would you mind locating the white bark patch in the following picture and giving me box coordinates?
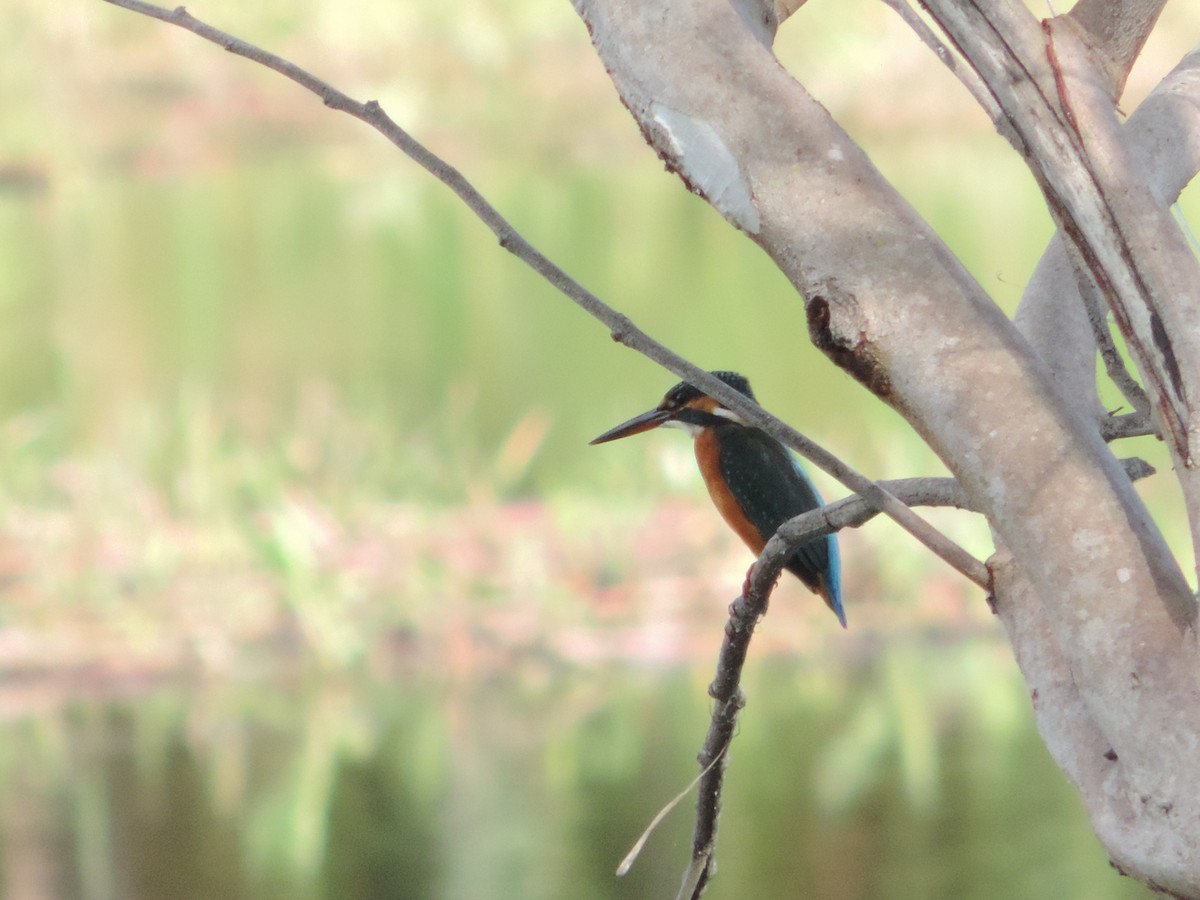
[651,103,761,234]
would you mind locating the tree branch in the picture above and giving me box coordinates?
[771,460,1153,568]
[1015,42,1200,446]
[1071,246,1154,421]
[923,0,1200,611]
[889,1,1157,428]
[920,2,1200,474]
[682,572,766,899]
[883,0,1172,415]
[1102,414,1157,442]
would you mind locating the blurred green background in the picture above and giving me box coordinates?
[2,1,1198,898]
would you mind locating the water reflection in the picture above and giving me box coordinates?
[0,643,1152,900]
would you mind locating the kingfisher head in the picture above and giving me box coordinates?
[589,371,755,444]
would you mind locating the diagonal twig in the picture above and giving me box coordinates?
[1074,267,1153,420]
[101,0,991,590]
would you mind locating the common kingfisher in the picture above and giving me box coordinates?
[590,371,845,626]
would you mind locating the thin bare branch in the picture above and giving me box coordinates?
[920,1,1200,476]
[1074,259,1154,420]
[1016,45,1200,442]
[102,0,990,591]
[684,545,786,897]
[771,460,1152,564]
[616,746,728,878]
[920,0,1200,606]
[1102,415,1157,442]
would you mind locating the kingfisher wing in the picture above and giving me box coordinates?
[715,425,843,620]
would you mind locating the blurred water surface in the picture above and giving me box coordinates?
[0,643,1154,900]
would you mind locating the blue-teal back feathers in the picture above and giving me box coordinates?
[714,422,844,625]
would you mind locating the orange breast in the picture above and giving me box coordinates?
[694,429,767,554]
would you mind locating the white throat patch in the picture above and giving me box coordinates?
[662,419,703,437]
[712,407,749,426]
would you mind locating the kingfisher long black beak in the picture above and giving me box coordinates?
[589,408,673,445]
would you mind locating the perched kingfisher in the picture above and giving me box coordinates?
[590,371,844,626]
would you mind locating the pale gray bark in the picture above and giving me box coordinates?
[572,0,1200,894]
[1016,45,1200,422]
[922,1,1200,581]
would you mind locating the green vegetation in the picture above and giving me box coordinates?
[0,650,1155,899]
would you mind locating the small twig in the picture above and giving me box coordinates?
[771,462,1152,552]
[1102,413,1157,442]
[101,0,991,592]
[616,743,730,877]
[793,475,974,533]
[1065,247,1154,420]
[683,562,783,899]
